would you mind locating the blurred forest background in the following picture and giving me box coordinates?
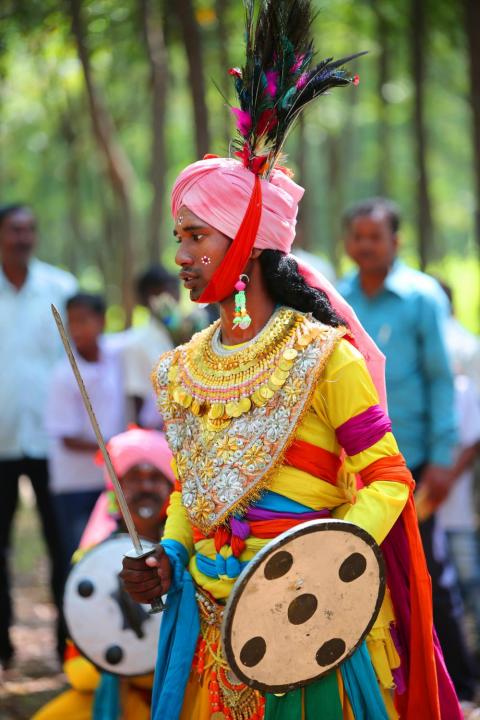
[0,0,479,329]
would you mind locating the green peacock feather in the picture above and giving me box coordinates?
[228,0,366,177]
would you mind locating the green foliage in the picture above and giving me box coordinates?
[0,0,478,330]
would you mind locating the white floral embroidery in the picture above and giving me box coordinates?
[228,408,267,437]
[214,468,244,503]
[166,424,183,452]
[182,480,196,508]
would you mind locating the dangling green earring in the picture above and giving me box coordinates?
[233,274,252,330]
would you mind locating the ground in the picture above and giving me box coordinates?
[0,481,66,720]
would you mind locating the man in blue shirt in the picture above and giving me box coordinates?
[0,204,77,671]
[338,197,476,703]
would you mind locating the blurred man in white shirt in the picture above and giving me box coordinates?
[0,204,77,668]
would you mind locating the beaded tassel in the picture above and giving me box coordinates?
[233,274,252,330]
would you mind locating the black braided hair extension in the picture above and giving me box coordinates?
[259,250,347,328]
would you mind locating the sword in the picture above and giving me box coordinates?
[51,304,164,613]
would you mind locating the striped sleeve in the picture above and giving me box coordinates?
[315,340,410,543]
[314,339,399,474]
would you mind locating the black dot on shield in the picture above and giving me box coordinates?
[77,579,94,598]
[105,645,123,665]
[316,638,346,666]
[288,593,318,625]
[338,552,367,582]
[264,551,293,580]
[240,636,267,667]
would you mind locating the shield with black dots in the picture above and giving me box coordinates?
[221,519,385,693]
[63,534,163,676]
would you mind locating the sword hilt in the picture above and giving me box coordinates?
[124,545,165,613]
[149,596,165,614]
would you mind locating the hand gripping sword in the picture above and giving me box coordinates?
[51,305,164,613]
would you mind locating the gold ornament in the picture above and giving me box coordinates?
[165,308,330,430]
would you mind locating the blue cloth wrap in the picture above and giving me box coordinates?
[196,552,250,579]
[93,673,120,720]
[151,539,200,720]
[340,642,389,720]
[255,490,313,513]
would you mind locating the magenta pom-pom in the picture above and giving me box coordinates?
[234,280,246,291]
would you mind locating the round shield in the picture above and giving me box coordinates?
[64,534,163,676]
[221,519,385,693]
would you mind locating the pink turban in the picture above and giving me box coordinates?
[171,156,386,409]
[99,427,175,489]
[80,428,174,549]
[171,156,304,253]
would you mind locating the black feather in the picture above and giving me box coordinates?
[228,0,366,177]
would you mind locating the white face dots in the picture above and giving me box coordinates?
[201,255,212,265]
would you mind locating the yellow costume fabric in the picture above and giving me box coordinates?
[32,633,153,720]
[162,339,408,719]
[163,340,409,588]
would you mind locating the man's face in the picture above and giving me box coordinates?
[0,208,37,265]
[119,463,172,530]
[174,206,231,301]
[344,212,398,275]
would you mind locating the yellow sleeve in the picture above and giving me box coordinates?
[315,340,409,544]
[162,490,194,557]
[64,654,100,691]
[313,339,382,439]
[333,482,409,545]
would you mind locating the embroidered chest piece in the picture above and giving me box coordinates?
[155,308,345,533]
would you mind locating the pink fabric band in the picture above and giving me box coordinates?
[335,404,392,457]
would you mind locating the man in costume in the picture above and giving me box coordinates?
[33,427,175,720]
[121,2,462,718]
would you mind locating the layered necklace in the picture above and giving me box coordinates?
[167,306,324,431]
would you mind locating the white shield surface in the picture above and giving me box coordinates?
[222,519,385,693]
[64,534,162,676]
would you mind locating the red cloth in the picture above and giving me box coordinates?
[361,455,460,720]
[283,439,341,485]
[198,175,262,303]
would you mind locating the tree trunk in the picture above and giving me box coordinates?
[373,1,391,197]
[327,133,343,273]
[215,0,232,148]
[174,0,210,157]
[294,115,312,251]
[141,0,168,263]
[69,0,136,325]
[59,108,85,275]
[410,0,433,270]
[465,0,480,263]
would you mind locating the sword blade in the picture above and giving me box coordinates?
[51,304,143,555]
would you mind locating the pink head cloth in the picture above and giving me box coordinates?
[171,156,304,252]
[291,256,387,411]
[80,428,175,549]
[98,427,175,489]
[171,157,386,410]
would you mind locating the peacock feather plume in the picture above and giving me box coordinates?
[228,0,366,177]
